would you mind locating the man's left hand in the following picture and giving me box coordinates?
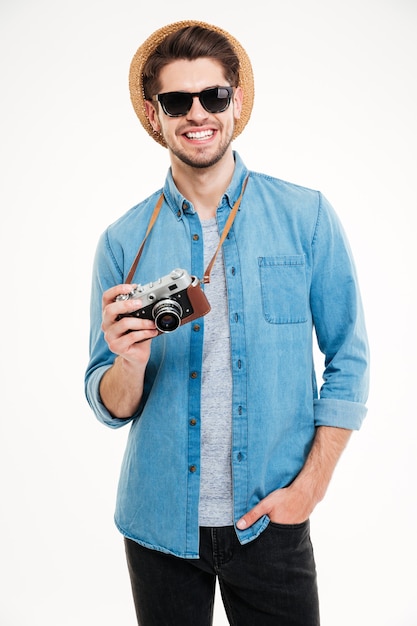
[236,484,315,530]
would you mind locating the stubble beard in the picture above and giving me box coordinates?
[165,127,234,170]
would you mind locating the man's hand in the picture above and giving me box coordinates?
[102,284,158,364]
[99,284,159,418]
[236,426,352,530]
[236,484,314,529]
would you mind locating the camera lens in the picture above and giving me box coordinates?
[152,299,182,333]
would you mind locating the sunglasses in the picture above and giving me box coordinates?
[152,86,234,117]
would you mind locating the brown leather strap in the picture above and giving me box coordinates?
[202,175,249,284]
[125,175,249,284]
[126,193,164,283]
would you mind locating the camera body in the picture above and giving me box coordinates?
[116,268,211,333]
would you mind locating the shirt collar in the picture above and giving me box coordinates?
[162,151,249,219]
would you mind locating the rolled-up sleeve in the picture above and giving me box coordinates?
[311,193,370,429]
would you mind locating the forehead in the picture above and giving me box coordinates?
[158,58,227,92]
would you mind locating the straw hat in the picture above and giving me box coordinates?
[128,20,254,147]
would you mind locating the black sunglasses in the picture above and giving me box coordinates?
[152,86,234,117]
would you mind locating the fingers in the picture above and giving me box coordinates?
[105,321,157,354]
[101,284,158,359]
[102,284,145,329]
[102,284,136,313]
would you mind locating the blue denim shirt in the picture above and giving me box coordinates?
[85,152,369,558]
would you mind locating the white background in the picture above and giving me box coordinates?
[1,0,416,624]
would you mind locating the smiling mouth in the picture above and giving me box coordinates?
[184,130,215,140]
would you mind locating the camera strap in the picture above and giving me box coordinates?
[125,194,165,283]
[202,175,248,284]
[125,175,249,285]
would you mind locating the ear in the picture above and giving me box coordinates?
[145,100,161,132]
[233,86,243,121]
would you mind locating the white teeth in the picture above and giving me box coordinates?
[185,130,214,139]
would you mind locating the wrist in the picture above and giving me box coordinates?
[117,354,147,376]
[291,472,327,508]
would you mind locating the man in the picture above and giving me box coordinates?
[85,20,369,625]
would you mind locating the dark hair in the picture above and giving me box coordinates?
[142,26,240,99]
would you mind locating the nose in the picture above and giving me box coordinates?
[186,95,209,120]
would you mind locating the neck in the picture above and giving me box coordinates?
[171,151,235,220]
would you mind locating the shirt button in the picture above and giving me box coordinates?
[237,360,242,369]
[177,209,181,218]
[193,324,201,332]
[192,234,199,241]
[189,465,197,473]
[237,452,243,462]
[189,418,197,426]
[190,371,198,379]
[231,267,236,276]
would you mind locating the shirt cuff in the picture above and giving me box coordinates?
[314,398,368,430]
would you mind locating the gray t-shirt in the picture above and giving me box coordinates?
[198,217,233,526]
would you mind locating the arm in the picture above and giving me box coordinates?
[237,194,368,530]
[237,425,352,529]
[98,284,158,418]
[100,357,148,419]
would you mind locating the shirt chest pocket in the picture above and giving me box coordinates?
[258,255,308,324]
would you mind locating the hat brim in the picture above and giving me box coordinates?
[129,20,254,147]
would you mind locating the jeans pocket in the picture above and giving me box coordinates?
[265,519,312,554]
[268,519,309,531]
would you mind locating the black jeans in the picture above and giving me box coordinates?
[124,521,319,625]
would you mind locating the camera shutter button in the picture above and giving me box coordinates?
[171,269,184,279]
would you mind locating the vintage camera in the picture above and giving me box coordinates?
[116,268,211,333]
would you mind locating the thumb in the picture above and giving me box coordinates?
[236,503,266,530]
